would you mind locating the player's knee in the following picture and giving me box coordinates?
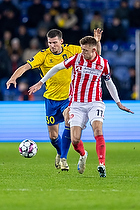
[94,128,102,137]
[49,133,58,140]
[65,121,70,127]
[71,136,80,145]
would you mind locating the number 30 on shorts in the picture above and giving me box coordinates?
[46,116,55,124]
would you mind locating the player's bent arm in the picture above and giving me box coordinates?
[105,79,134,114]
[28,62,65,95]
[6,63,31,89]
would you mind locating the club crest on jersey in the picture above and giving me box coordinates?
[96,64,103,70]
[62,54,68,60]
[50,59,53,63]
[29,57,34,62]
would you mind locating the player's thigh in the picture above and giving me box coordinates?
[48,124,59,140]
[69,103,88,130]
[88,101,105,124]
[45,98,65,126]
[63,107,70,127]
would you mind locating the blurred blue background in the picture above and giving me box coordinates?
[0,101,139,142]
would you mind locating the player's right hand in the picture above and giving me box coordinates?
[28,81,43,95]
[6,79,17,89]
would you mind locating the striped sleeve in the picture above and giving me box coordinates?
[64,54,78,69]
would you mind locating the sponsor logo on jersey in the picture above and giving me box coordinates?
[75,66,82,71]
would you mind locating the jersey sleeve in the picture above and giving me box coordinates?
[64,54,77,69]
[67,45,81,55]
[102,59,111,81]
[72,45,82,54]
[27,50,46,69]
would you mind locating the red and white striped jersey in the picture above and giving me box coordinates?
[64,52,110,103]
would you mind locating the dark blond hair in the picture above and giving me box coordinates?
[79,36,97,46]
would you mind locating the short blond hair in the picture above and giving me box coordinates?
[79,36,97,46]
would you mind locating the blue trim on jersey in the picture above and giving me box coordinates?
[45,98,69,126]
[52,46,63,55]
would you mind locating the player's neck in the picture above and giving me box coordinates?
[55,46,63,55]
[57,47,63,54]
[90,52,97,60]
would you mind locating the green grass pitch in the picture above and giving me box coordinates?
[0,142,140,210]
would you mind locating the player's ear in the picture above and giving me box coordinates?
[92,47,96,52]
[60,39,64,44]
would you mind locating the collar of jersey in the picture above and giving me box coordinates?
[51,46,63,55]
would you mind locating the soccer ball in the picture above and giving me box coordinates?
[19,139,38,158]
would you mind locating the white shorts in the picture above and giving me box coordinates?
[69,101,105,129]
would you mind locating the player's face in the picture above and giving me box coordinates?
[48,36,63,54]
[81,44,96,60]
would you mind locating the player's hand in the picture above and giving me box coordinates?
[117,102,134,114]
[28,81,43,95]
[93,28,103,42]
[6,78,17,89]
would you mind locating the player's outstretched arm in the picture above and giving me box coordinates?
[28,62,65,95]
[6,63,31,89]
[28,81,43,95]
[117,102,134,114]
[105,79,134,114]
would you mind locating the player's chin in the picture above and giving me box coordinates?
[51,48,57,53]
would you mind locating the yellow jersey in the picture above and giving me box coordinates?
[27,44,81,100]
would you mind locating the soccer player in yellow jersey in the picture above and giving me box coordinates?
[6,28,102,171]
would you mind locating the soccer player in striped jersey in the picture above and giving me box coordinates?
[6,28,102,171]
[28,36,134,177]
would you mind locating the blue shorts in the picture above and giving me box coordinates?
[45,98,69,126]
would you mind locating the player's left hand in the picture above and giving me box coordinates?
[28,81,43,95]
[93,28,103,42]
[117,102,134,114]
